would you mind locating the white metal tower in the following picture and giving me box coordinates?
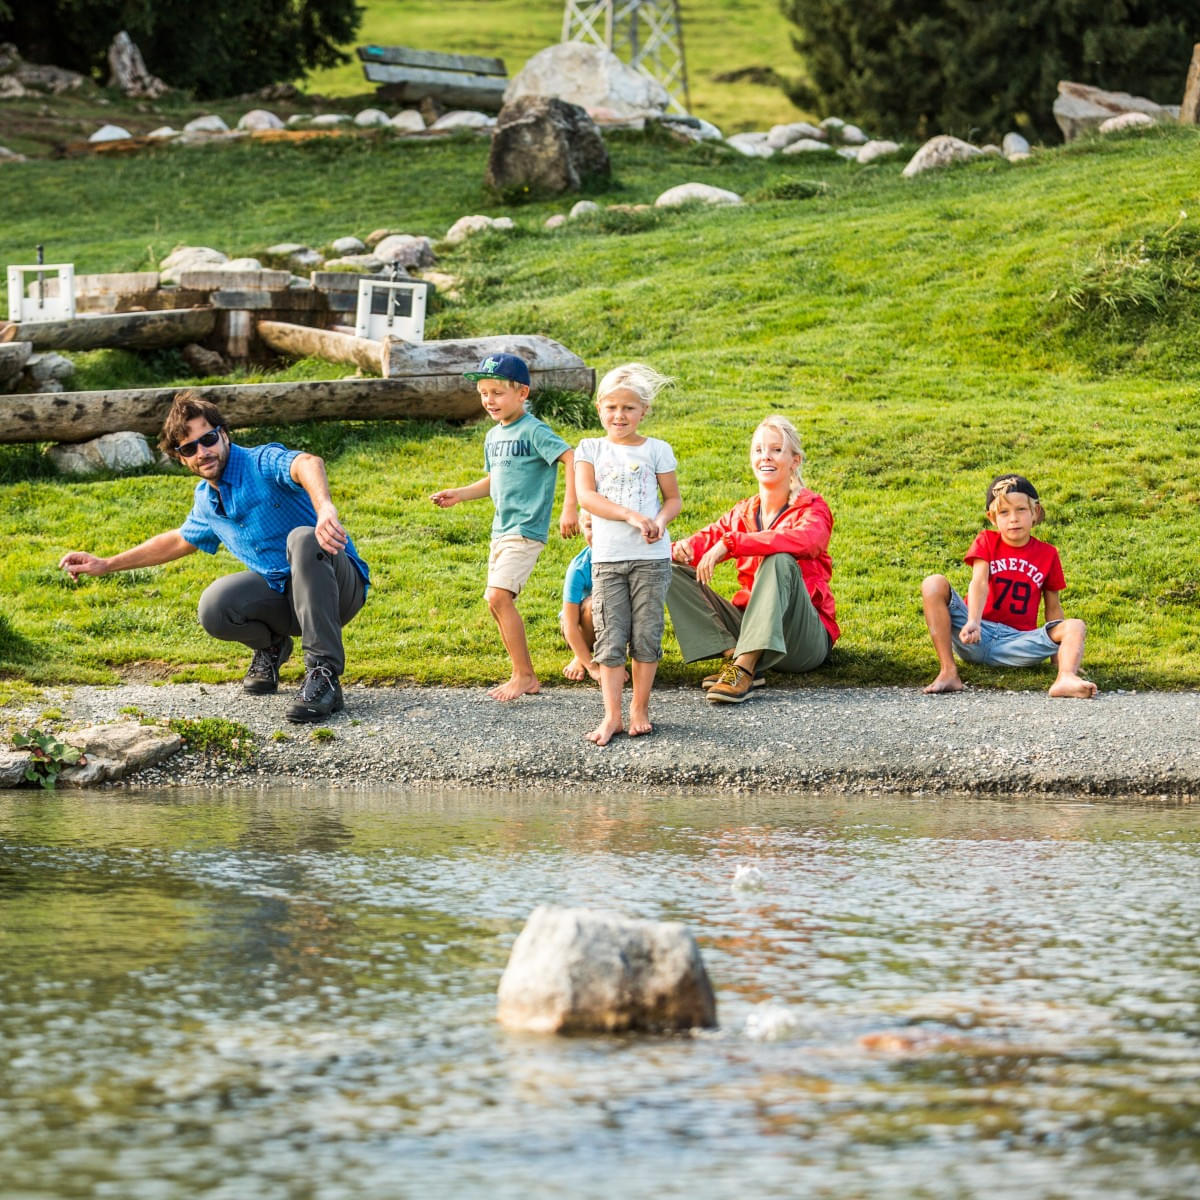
[561,0,691,115]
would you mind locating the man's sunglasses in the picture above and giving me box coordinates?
[175,427,223,457]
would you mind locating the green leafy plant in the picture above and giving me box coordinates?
[168,717,255,764]
[311,727,336,742]
[12,728,85,790]
[527,388,597,430]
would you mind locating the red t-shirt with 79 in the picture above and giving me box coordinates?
[964,529,1066,631]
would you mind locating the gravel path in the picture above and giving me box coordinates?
[13,682,1200,796]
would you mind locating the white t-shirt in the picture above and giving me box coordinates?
[576,435,678,562]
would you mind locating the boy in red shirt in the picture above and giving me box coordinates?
[921,474,1097,698]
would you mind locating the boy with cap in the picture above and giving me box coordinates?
[920,473,1097,698]
[431,353,578,700]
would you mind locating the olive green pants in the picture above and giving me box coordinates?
[666,555,830,673]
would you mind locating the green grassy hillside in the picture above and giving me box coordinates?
[3,122,1200,696]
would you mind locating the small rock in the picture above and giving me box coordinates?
[48,432,155,476]
[836,146,861,160]
[0,750,31,788]
[902,135,983,177]
[224,257,263,271]
[781,137,833,155]
[373,234,436,268]
[1099,111,1156,134]
[767,121,825,149]
[354,108,392,127]
[25,351,75,383]
[545,213,567,229]
[145,126,177,140]
[431,109,494,130]
[569,200,601,219]
[330,235,367,255]
[286,113,310,127]
[365,228,398,247]
[0,144,28,162]
[160,246,228,282]
[237,108,283,132]
[725,131,774,158]
[819,115,845,132]
[181,343,228,376]
[59,723,182,785]
[89,124,132,143]
[310,113,351,127]
[444,214,501,245]
[1001,131,1031,157]
[324,253,384,271]
[497,906,718,1034]
[856,139,902,164]
[655,182,742,208]
[391,109,425,133]
[840,123,868,145]
[183,114,230,134]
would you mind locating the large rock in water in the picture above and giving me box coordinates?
[485,96,610,198]
[505,42,668,119]
[497,906,718,1034]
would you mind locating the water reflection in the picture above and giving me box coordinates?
[1,790,1197,1198]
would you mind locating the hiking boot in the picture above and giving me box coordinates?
[286,663,344,723]
[706,662,760,704]
[701,668,765,691]
[243,638,291,694]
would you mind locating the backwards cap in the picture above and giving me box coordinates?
[985,473,1039,510]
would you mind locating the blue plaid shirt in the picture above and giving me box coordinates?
[179,442,370,594]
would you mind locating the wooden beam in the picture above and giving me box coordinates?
[257,319,388,376]
[1182,43,1200,124]
[9,308,215,352]
[0,368,596,444]
[356,44,506,76]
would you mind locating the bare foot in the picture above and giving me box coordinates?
[1049,673,1099,698]
[585,716,624,746]
[489,674,541,702]
[628,707,653,737]
[562,656,586,682]
[923,670,964,694]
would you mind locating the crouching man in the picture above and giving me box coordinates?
[59,390,370,722]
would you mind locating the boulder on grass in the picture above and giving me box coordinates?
[485,95,610,198]
[902,135,983,177]
[505,42,668,120]
[497,906,717,1034]
[48,431,155,476]
[1053,81,1177,142]
[655,182,741,208]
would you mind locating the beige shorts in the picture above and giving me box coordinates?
[486,535,545,596]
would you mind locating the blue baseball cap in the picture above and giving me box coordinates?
[463,352,531,386]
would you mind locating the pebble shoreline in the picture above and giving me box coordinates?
[12,682,1200,797]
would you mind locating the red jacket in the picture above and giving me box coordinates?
[681,489,839,643]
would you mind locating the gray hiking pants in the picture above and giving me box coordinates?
[197,527,366,675]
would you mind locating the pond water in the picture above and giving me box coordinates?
[1,789,1197,1199]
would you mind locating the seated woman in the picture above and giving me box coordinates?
[668,415,839,703]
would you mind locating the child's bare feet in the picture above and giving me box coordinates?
[585,716,624,746]
[1049,672,1099,698]
[562,656,586,681]
[628,707,653,737]
[489,673,541,702]
[923,669,964,694]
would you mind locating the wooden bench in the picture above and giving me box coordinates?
[357,45,508,112]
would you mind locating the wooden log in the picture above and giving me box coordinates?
[9,308,215,352]
[258,320,388,375]
[0,367,596,444]
[1182,43,1200,124]
[179,268,292,291]
[0,341,32,389]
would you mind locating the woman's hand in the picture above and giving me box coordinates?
[671,540,693,565]
[695,542,728,586]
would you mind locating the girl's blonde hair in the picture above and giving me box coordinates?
[753,415,806,500]
[596,362,674,415]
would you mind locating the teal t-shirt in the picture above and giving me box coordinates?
[484,412,570,543]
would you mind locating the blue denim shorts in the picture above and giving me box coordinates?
[948,589,1060,667]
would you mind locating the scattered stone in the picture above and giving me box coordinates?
[486,96,610,197]
[181,343,229,376]
[856,139,902,164]
[237,108,284,132]
[505,42,669,120]
[1100,111,1156,134]
[1002,131,1031,158]
[107,31,168,99]
[354,107,392,127]
[365,228,397,247]
[1053,80,1177,142]
[183,114,230,134]
[0,45,86,95]
[89,124,133,143]
[373,234,435,268]
[159,246,229,284]
[545,213,567,229]
[0,750,29,788]
[0,340,31,389]
[496,906,718,1034]
[569,200,601,219]
[310,113,351,127]
[430,110,494,130]
[145,126,178,140]
[0,145,27,163]
[391,109,425,133]
[330,235,367,255]
[444,214,513,245]
[324,253,384,271]
[981,144,1003,157]
[725,131,774,157]
[659,116,724,142]
[819,116,845,133]
[655,182,742,208]
[25,351,74,384]
[418,270,461,300]
[58,723,182,786]
[224,257,264,271]
[836,146,860,160]
[902,135,984,177]
[782,137,833,155]
[840,123,868,145]
[48,432,155,476]
[766,121,825,149]
[286,113,310,127]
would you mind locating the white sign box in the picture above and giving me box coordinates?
[7,262,75,323]
[354,277,428,343]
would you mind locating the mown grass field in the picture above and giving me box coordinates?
[3,120,1199,697]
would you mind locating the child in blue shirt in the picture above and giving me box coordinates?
[561,510,598,681]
